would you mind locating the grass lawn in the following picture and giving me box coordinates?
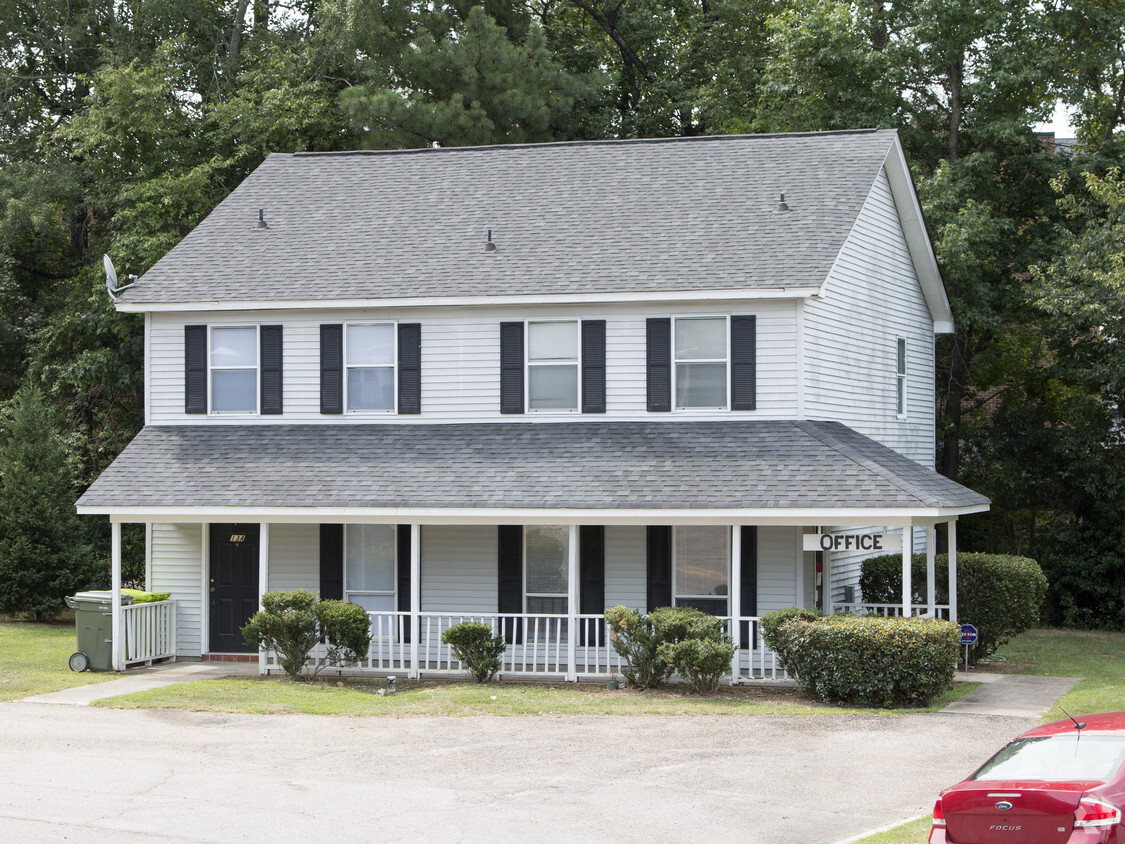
[849,815,932,844]
[92,674,976,717]
[979,627,1125,720]
[0,621,119,701]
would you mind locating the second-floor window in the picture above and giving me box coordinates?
[346,323,395,412]
[210,326,258,413]
[674,316,728,409]
[528,321,579,411]
[896,337,907,417]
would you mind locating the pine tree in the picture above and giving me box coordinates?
[0,386,95,620]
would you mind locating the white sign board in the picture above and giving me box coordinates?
[802,533,903,553]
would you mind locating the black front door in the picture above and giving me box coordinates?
[209,524,260,653]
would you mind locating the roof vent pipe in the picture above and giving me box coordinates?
[256,209,268,229]
[483,229,497,252]
[777,193,789,212]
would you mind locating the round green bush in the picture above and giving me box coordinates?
[441,621,507,683]
[782,615,959,707]
[859,552,1047,661]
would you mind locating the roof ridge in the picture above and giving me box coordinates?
[794,420,945,508]
[289,129,893,159]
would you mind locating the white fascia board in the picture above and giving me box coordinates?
[881,141,955,335]
[85,503,990,524]
[113,286,823,314]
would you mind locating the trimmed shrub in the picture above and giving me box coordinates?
[604,606,672,689]
[860,552,1048,661]
[606,605,734,690]
[760,607,822,673]
[783,615,959,707]
[442,621,507,682]
[241,590,320,679]
[658,637,736,694]
[317,599,373,666]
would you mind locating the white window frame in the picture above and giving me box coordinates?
[896,337,907,418]
[345,321,397,414]
[525,319,581,414]
[672,315,730,411]
[672,525,730,614]
[208,324,259,415]
[344,524,397,611]
[523,525,569,615]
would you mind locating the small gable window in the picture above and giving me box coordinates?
[528,321,579,411]
[674,316,727,409]
[210,326,258,413]
[896,337,907,417]
[346,323,396,412]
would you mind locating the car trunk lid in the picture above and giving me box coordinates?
[942,783,1086,844]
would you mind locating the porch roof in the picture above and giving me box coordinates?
[76,421,988,521]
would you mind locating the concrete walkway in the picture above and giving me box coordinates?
[21,659,260,705]
[944,670,1079,718]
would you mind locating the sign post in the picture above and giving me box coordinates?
[960,623,978,671]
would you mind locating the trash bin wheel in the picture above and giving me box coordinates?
[68,652,90,672]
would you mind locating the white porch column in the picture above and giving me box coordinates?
[926,524,936,618]
[566,524,578,682]
[258,523,269,676]
[901,523,913,617]
[729,525,741,682]
[111,520,122,671]
[410,524,421,679]
[948,520,958,623]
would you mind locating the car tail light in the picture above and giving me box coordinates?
[1074,797,1122,828]
[932,798,946,827]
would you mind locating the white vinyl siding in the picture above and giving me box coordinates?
[604,526,646,611]
[756,526,802,615]
[148,523,203,657]
[802,168,935,465]
[147,301,800,425]
[419,525,497,615]
[267,524,319,592]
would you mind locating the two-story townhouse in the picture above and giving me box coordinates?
[77,129,989,677]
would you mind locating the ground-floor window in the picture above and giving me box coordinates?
[345,524,396,613]
[674,526,729,615]
[525,525,568,615]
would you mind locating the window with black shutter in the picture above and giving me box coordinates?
[320,324,343,414]
[398,324,422,414]
[499,322,525,414]
[646,319,671,412]
[581,321,606,413]
[260,325,283,415]
[497,525,523,643]
[579,526,605,646]
[646,526,672,610]
[319,524,344,601]
[397,525,411,643]
[184,325,207,414]
[731,315,757,411]
[739,526,759,648]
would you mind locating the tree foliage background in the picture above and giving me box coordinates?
[0,0,1123,622]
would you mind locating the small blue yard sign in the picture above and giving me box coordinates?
[960,624,978,646]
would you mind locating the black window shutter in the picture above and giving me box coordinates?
[646,318,671,412]
[184,325,207,414]
[497,525,523,644]
[581,320,607,414]
[579,526,606,646]
[320,324,343,414]
[499,322,524,414]
[398,323,421,414]
[646,526,672,610]
[319,524,344,601]
[731,315,757,411]
[739,526,759,648]
[397,525,411,643]
[260,325,283,415]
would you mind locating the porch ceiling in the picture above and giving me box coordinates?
[76,420,988,521]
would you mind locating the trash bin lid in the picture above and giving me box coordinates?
[71,590,134,604]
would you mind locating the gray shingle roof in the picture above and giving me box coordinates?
[119,130,899,305]
[77,420,988,513]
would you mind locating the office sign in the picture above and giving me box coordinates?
[802,533,903,553]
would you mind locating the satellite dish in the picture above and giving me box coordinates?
[103,254,132,301]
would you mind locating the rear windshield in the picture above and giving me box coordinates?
[972,735,1125,782]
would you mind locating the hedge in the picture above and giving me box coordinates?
[781,615,960,707]
[759,607,822,673]
[859,552,1047,661]
[605,605,734,690]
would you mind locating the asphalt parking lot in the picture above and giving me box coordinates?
[0,702,1032,842]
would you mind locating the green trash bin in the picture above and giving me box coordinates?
[65,591,133,672]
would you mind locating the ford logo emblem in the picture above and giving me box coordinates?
[996,801,1014,811]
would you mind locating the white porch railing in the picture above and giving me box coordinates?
[835,603,951,619]
[122,600,177,665]
[276,611,786,683]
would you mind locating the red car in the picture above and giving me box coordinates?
[931,712,1125,843]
